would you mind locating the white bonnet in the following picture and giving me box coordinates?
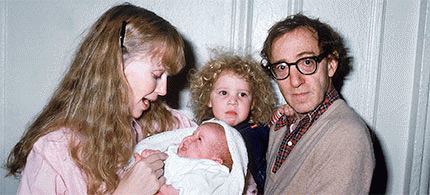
[202,118,248,194]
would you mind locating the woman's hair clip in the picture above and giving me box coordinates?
[119,21,128,50]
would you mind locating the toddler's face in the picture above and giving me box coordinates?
[177,123,225,160]
[208,71,253,126]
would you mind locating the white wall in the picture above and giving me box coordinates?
[1,0,429,194]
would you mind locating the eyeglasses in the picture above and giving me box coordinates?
[264,52,329,80]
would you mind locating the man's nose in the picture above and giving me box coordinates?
[289,66,305,88]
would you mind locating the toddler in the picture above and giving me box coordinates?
[189,52,276,194]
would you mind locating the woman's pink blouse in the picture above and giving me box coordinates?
[167,106,197,129]
[17,128,88,195]
[16,109,196,194]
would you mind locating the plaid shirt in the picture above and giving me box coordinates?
[271,88,339,173]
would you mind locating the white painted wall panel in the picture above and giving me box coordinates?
[408,2,430,193]
[144,0,236,113]
[376,0,421,193]
[1,1,6,194]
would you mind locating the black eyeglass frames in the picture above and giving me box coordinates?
[264,52,329,80]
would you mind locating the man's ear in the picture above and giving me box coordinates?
[211,157,223,165]
[328,51,339,77]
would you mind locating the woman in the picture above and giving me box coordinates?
[6,3,187,194]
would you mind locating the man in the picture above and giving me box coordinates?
[261,14,375,194]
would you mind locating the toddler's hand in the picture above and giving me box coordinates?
[270,104,296,126]
[278,104,295,116]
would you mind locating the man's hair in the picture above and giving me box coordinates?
[261,14,352,91]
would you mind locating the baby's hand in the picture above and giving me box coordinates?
[156,184,179,195]
[134,149,161,161]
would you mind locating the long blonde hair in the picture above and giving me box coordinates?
[138,100,181,136]
[6,3,185,194]
[189,52,275,125]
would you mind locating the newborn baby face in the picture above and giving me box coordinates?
[177,123,225,160]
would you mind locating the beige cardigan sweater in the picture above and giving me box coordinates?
[264,99,375,194]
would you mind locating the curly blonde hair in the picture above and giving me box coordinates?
[6,3,185,194]
[190,52,275,125]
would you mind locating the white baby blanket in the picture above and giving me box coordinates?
[131,118,248,195]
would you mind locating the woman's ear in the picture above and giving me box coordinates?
[328,51,339,77]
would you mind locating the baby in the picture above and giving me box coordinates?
[131,119,248,195]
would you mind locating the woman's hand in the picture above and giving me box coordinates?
[156,184,180,195]
[114,151,168,195]
[135,149,160,159]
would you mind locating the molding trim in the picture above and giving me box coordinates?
[288,0,303,15]
[0,1,6,193]
[230,0,254,55]
[230,0,304,55]
[364,0,386,127]
[407,0,430,194]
